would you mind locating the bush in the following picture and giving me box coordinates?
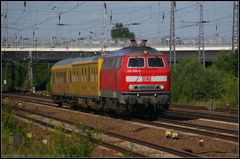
[171,55,238,108]
[212,51,238,77]
[220,74,238,108]
[171,57,205,102]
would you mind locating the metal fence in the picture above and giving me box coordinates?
[1,37,232,49]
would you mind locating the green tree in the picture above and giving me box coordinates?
[172,57,224,102]
[111,23,135,40]
[212,50,238,77]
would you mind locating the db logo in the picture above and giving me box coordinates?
[143,76,151,82]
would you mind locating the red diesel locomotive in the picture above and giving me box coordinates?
[51,40,171,116]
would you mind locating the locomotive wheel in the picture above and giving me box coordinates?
[124,104,135,116]
[117,103,128,116]
[151,104,158,119]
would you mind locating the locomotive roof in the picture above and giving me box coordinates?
[105,46,160,57]
[53,46,161,67]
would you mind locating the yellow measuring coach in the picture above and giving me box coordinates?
[51,56,103,107]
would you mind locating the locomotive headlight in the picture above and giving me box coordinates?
[159,84,164,90]
[129,85,138,90]
[129,85,134,90]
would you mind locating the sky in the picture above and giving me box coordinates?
[1,1,235,42]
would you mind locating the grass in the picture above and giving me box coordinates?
[2,103,101,157]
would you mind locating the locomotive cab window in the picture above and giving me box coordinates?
[148,57,164,67]
[128,58,144,68]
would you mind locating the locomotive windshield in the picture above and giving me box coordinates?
[128,58,144,67]
[148,57,164,67]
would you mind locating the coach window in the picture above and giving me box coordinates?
[73,69,75,82]
[57,72,60,83]
[61,72,62,83]
[75,69,77,82]
[94,67,96,82]
[59,72,61,83]
[95,67,97,82]
[76,70,79,82]
[58,72,60,83]
[69,70,72,82]
[92,67,95,82]
[93,67,94,82]
[92,67,94,82]
[80,68,82,82]
[90,67,92,82]
[84,68,87,82]
[72,69,74,82]
[66,71,68,83]
[63,72,65,83]
[88,66,90,81]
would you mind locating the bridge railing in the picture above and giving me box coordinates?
[1,38,232,49]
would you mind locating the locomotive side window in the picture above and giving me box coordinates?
[107,58,112,68]
[111,58,117,68]
[116,57,122,68]
[128,58,144,68]
[102,58,106,69]
[103,57,122,69]
[148,57,164,67]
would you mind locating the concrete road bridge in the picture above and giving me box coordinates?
[1,45,232,64]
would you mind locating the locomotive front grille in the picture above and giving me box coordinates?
[139,85,155,90]
[129,84,164,91]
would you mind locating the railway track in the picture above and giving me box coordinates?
[14,112,145,157]
[3,93,238,123]
[13,106,200,157]
[171,104,238,115]
[4,94,238,143]
[133,118,238,142]
[168,109,238,123]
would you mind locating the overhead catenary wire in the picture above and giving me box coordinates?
[17,1,86,34]
[3,1,234,44]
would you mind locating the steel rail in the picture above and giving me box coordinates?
[13,106,201,157]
